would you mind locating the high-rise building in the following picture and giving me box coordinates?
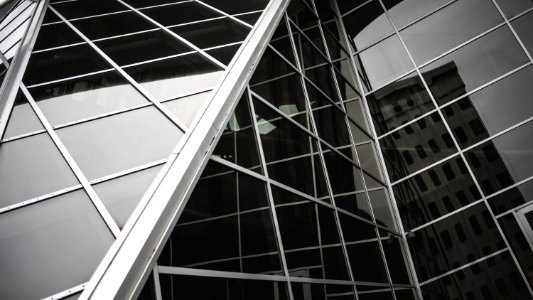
[0,0,531,299]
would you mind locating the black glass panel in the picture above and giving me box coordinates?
[400,0,502,65]
[250,47,297,85]
[367,72,435,136]
[342,0,395,51]
[465,121,533,196]
[380,235,411,284]
[236,12,262,26]
[513,11,533,56]
[23,44,110,86]
[498,214,533,286]
[199,0,269,14]
[52,0,126,19]
[393,158,481,230]
[121,0,179,8]
[96,30,192,66]
[205,43,242,65]
[380,112,456,181]
[29,71,147,126]
[159,274,289,300]
[138,274,156,300]
[72,11,156,40]
[171,18,250,49]
[322,146,365,195]
[422,26,528,106]
[489,180,533,215]
[270,21,297,66]
[407,202,505,281]
[383,0,449,29]
[0,190,114,300]
[358,34,414,92]
[444,65,533,148]
[124,53,224,100]
[291,282,355,300]
[421,252,530,300]
[33,22,83,51]
[305,65,341,103]
[142,2,220,26]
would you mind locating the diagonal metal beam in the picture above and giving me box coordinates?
[79,0,290,299]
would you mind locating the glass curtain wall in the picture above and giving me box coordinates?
[337,0,533,299]
[142,0,418,299]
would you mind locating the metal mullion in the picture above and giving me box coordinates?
[114,0,226,69]
[120,50,197,68]
[159,87,213,103]
[176,206,269,227]
[418,248,509,286]
[330,0,423,297]
[1,128,47,143]
[202,41,242,52]
[158,265,289,282]
[164,15,226,30]
[0,0,47,141]
[41,282,87,300]
[0,1,32,31]
[32,41,87,54]
[336,206,401,238]
[180,250,280,269]
[234,125,244,272]
[514,209,533,253]
[56,9,130,22]
[362,68,415,97]
[508,6,533,22]
[136,0,194,11]
[340,0,372,18]
[90,28,160,43]
[378,0,533,295]
[152,266,163,300]
[49,6,190,132]
[25,68,116,89]
[0,184,83,215]
[21,84,121,237]
[247,87,295,300]
[88,158,167,185]
[194,0,253,29]
[0,2,33,36]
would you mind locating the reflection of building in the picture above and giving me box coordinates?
[0,0,532,299]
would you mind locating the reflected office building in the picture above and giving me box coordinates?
[0,0,532,299]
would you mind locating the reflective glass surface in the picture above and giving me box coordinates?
[513,11,533,55]
[4,90,43,139]
[0,190,114,300]
[199,0,270,14]
[498,214,533,286]
[383,0,449,29]
[142,2,220,27]
[495,0,533,18]
[400,0,503,65]
[124,53,224,100]
[33,22,83,51]
[205,43,242,65]
[94,165,163,228]
[171,18,250,49]
[162,90,212,126]
[29,71,148,126]
[489,179,533,215]
[52,0,126,19]
[57,107,183,179]
[71,11,156,40]
[421,26,528,106]
[291,282,355,300]
[0,133,78,207]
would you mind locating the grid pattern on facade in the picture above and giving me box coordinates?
[0,0,270,299]
[139,0,419,299]
[338,0,533,299]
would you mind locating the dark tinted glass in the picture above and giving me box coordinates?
[0,190,114,300]
[367,72,435,136]
[52,0,126,19]
[489,179,533,215]
[498,214,533,287]
[33,22,83,51]
[29,71,148,126]
[121,0,178,8]
[408,202,505,281]
[72,11,156,40]
[159,274,289,300]
[205,43,242,66]
[400,0,502,65]
[171,18,250,49]
[138,274,156,300]
[142,2,220,26]
[124,53,224,100]
[465,121,533,196]
[292,282,355,300]
[380,113,456,181]
[495,0,533,18]
[380,235,411,284]
[422,26,528,106]
[23,44,110,86]
[421,252,530,299]
[96,30,192,66]
[199,0,269,14]
[513,11,533,55]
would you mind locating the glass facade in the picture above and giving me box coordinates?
[0,0,531,299]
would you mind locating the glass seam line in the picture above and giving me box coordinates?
[376,0,533,295]
[331,0,423,297]
[48,5,190,133]
[21,83,121,237]
[0,0,47,141]
[41,282,87,300]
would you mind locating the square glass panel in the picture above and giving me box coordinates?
[171,18,250,49]
[52,0,126,19]
[57,107,183,180]
[72,11,156,40]
[205,43,242,65]
[142,2,220,27]
[33,22,83,51]
[0,133,78,208]
[199,0,269,14]
[29,71,148,126]
[124,53,224,100]
[0,190,114,300]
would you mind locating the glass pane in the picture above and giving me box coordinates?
[465,121,533,196]
[121,0,178,8]
[443,65,533,148]
[380,234,411,284]
[33,22,83,51]
[342,0,395,51]
[0,190,114,300]
[4,90,43,139]
[422,26,529,106]
[0,133,78,207]
[29,71,148,126]
[421,252,530,299]
[383,0,450,29]
[72,11,156,40]
[138,273,156,300]
[393,158,481,230]
[489,179,533,215]
[200,0,269,14]
[23,44,110,86]
[400,0,503,65]
[124,53,224,100]
[171,18,250,49]
[498,214,533,286]
[513,11,533,57]
[292,282,355,300]
[57,107,183,180]
[52,0,126,19]
[407,202,505,281]
[96,30,192,66]
[367,72,435,136]
[495,0,533,18]
[94,165,163,229]
[162,90,212,126]
[358,35,414,92]
[380,112,456,181]
[159,274,289,300]
[205,43,242,65]
[142,2,220,27]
